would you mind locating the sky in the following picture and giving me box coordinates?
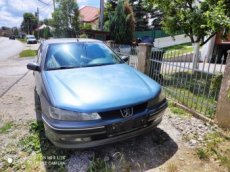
[0,0,100,28]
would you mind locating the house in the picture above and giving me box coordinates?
[35,24,53,31]
[79,6,100,30]
[81,29,109,41]
[0,27,12,37]
[201,33,230,63]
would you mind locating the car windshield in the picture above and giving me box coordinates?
[45,42,123,70]
[27,36,35,39]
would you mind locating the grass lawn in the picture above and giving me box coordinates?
[0,122,13,134]
[163,43,193,58]
[17,38,27,43]
[160,71,221,119]
[196,132,230,171]
[19,49,37,58]
[165,87,216,118]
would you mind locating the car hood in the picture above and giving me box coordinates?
[43,64,161,112]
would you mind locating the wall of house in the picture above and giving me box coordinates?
[200,35,216,62]
[91,19,99,30]
[200,34,230,62]
[153,34,191,48]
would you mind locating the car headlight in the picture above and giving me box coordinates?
[49,107,101,121]
[147,89,166,108]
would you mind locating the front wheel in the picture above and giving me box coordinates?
[34,88,42,122]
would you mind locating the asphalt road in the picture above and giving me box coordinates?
[0,37,34,97]
[0,37,24,61]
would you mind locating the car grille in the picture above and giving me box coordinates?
[99,102,147,119]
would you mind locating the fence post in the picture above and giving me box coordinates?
[215,50,230,128]
[137,43,152,74]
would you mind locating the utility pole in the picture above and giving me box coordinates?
[99,0,104,31]
[36,7,39,21]
[53,0,56,11]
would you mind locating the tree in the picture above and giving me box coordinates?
[39,27,52,39]
[110,0,135,44]
[21,13,38,34]
[224,0,230,17]
[39,18,53,26]
[150,0,230,45]
[143,0,163,29]
[130,0,149,31]
[149,0,230,69]
[104,0,163,31]
[12,27,19,36]
[104,0,148,31]
[80,23,92,30]
[103,1,115,31]
[52,0,80,38]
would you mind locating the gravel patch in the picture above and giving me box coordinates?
[168,113,218,147]
[66,151,94,172]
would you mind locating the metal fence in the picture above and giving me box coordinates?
[149,49,227,119]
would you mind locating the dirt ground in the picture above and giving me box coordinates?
[0,56,229,172]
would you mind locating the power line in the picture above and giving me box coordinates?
[36,0,54,20]
[37,0,55,11]
[38,0,50,6]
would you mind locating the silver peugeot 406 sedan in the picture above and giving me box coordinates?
[27,38,167,148]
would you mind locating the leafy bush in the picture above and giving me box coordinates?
[81,23,92,30]
[79,33,88,38]
[210,73,223,99]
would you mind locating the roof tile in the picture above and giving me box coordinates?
[79,6,100,22]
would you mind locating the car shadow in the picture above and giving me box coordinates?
[35,111,178,171]
[36,127,177,171]
[92,128,178,171]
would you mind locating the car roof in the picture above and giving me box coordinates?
[42,38,102,46]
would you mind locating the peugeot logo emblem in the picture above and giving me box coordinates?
[120,107,133,118]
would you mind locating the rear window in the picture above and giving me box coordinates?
[27,35,35,39]
[45,42,123,70]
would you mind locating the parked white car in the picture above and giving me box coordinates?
[26,35,37,44]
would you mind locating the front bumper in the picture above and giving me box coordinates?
[42,100,167,149]
[27,40,37,44]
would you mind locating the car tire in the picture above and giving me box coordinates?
[34,88,42,122]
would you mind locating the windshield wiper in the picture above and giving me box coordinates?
[48,66,79,70]
[83,63,115,67]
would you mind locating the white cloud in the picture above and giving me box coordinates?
[8,0,36,13]
[0,9,21,27]
[0,0,54,27]
[0,0,5,6]
[0,0,99,27]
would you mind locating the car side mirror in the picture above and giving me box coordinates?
[27,62,40,71]
[121,55,130,63]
